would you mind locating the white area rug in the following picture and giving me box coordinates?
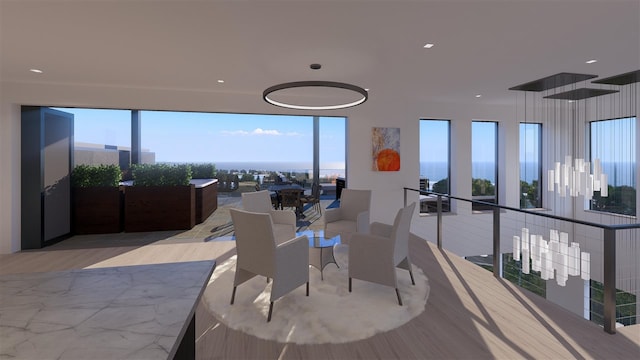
[203,245,430,344]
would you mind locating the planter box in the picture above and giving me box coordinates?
[193,179,218,224]
[73,187,123,234]
[124,185,195,232]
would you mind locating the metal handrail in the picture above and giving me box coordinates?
[404,187,640,334]
[406,187,640,230]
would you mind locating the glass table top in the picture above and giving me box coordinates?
[298,230,341,248]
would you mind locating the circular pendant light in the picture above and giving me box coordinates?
[263,81,368,110]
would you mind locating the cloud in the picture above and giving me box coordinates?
[221,128,301,136]
[252,128,281,135]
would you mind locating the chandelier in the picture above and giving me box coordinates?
[263,81,368,111]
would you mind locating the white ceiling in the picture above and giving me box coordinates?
[1,0,639,109]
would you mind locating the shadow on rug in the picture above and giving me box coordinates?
[202,245,430,344]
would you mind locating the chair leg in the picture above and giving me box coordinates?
[230,286,237,305]
[409,269,416,286]
[349,277,352,292]
[396,288,403,306]
[267,301,274,322]
[306,282,309,296]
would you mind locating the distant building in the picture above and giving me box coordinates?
[74,142,156,169]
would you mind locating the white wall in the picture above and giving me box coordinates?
[0,81,517,254]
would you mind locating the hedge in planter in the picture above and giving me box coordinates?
[71,164,123,234]
[124,164,196,232]
[189,163,216,179]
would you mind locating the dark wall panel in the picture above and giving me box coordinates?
[21,107,73,249]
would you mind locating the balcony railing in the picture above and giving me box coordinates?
[404,187,640,334]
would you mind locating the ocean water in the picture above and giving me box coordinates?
[420,162,500,184]
[421,161,635,186]
[176,160,634,187]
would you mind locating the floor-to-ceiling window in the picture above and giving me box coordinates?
[520,123,542,209]
[67,108,132,167]
[472,121,498,210]
[589,117,636,216]
[419,119,450,213]
[58,107,346,192]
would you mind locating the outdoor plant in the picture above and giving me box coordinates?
[216,172,240,192]
[189,163,216,179]
[132,164,192,186]
[71,164,122,188]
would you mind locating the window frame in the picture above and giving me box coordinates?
[471,120,499,211]
[519,122,543,209]
[588,116,636,217]
[419,119,451,214]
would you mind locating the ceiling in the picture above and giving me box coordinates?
[1,0,639,109]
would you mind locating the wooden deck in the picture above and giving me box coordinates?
[2,207,638,359]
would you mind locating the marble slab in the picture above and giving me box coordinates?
[0,260,215,360]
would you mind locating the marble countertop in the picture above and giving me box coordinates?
[0,260,215,359]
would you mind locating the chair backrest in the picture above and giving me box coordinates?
[391,202,416,264]
[339,189,372,220]
[280,189,301,209]
[312,183,321,199]
[242,190,273,213]
[229,208,276,273]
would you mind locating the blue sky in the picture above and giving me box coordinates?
[62,108,346,165]
[63,107,636,169]
[519,123,540,163]
[419,119,505,164]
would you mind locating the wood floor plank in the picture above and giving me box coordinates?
[2,202,638,360]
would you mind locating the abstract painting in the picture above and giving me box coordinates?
[372,127,400,171]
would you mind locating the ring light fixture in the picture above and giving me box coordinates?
[263,81,368,110]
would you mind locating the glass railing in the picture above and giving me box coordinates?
[404,187,639,334]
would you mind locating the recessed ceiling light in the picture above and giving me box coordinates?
[586,59,597,64]
[29,69,43,73]
[568,100,575,103]
[475,94,482,98]
[423,43,435,49]
[217,79,224,83]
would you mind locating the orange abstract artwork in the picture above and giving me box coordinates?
[372,127,400,171]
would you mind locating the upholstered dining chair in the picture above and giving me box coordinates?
[241,190,296,243]
[348,202,416,306]
[324,188,372,244]
[229,208,310,322]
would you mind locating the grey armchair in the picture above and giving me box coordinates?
[324,189,371,244]
[242,190,296,243]
[229,208,310,322]
[348,202,416,305]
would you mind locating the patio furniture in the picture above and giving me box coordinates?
[348,202,417,305]
[301,182,322,215]
[229,208,309,322]
[241,190,296,242]
[324,189,371,244]
[279,188,304,218]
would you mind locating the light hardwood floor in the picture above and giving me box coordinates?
[2,199,638,359]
